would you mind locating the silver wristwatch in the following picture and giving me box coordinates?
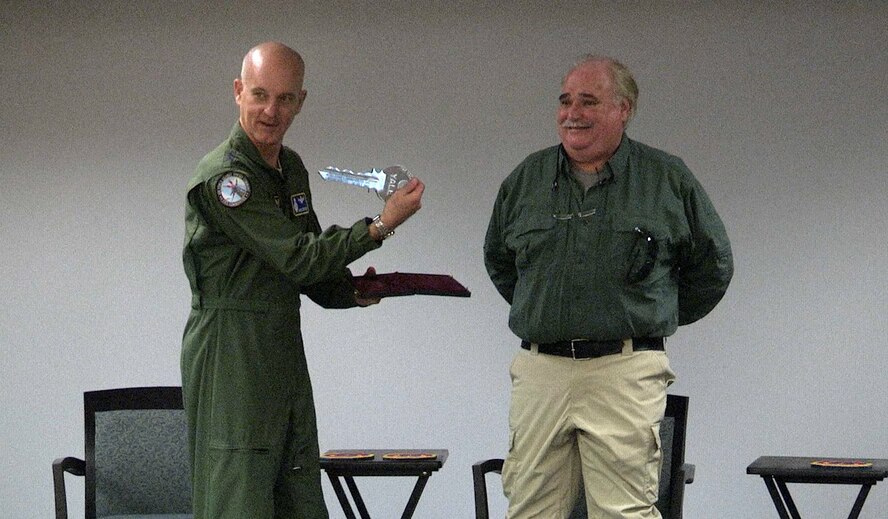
[372,214,394,240]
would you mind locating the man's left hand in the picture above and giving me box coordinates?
[354,266,381,306]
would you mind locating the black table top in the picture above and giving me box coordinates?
[747,456,888,484]
[320,449,449,477]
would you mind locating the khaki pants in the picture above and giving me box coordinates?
[503,342,675,519]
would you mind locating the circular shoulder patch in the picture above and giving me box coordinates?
[216,171,251,207]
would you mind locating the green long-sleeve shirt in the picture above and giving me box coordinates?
[484,135,733,343]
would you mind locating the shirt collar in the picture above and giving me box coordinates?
[229,121,280,173]
[557,133,630,184]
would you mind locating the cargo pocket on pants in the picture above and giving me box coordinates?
[644,422,663,503]
[501,429,521,500]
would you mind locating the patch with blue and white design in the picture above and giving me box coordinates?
[216,172,250,208]
[291,193,309,216]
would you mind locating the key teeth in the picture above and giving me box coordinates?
[324,166,397,177]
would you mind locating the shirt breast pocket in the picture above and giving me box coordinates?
[508,212,556,270]
[608,217,672,286]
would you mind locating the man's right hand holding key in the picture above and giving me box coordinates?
[368,176,424,242]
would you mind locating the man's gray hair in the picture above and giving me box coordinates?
[565,55,639,125]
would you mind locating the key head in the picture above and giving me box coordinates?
[377,165,412,201]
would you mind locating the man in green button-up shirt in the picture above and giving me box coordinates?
[181,42,424,519]
[484,55,732,518]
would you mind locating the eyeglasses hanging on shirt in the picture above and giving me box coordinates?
[550,175,658,284]
[549,172,610,221]
[552,208,598,221]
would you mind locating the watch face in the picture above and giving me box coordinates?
[217,172,251,207]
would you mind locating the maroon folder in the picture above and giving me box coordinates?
[351,272,471,298]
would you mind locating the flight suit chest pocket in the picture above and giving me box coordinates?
[508,211,556,270]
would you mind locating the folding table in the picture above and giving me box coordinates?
[320,449,448,519]
[747,456,888,519]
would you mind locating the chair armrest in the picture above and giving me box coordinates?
[681,463,695,484]
[669,463,695,519]
[472,459,505,519]
[54,457,85,476]
[53,457,85,519]
[473,458,504,475]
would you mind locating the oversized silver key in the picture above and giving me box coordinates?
[318,165,412,201]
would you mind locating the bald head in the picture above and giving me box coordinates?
[234,42,307,166]
[240,41,305,83]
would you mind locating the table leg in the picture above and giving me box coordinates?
[400,475,430,519]
[344,476,372,519]
[847,484,872,519]
[775,479,802,519]
[761,476,792,519]
[326,473,357,519]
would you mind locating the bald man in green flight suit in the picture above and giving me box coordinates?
[181,42,425,518]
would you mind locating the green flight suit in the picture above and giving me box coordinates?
[181,122,380,518]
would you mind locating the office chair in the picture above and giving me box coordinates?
[473,394,694,519]
[52,386,193,519]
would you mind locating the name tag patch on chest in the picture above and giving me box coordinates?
[291,193,309,216]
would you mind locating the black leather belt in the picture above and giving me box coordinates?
[520,337,664,359]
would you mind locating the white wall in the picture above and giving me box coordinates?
[2,1,886,517]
